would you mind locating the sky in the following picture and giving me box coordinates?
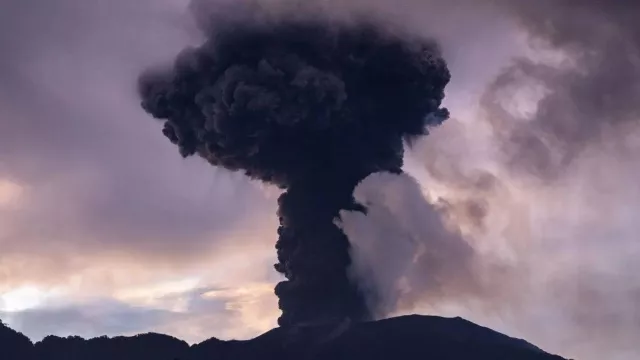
[0,1,638,359]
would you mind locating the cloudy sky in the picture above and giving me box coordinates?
[1,1,638,359]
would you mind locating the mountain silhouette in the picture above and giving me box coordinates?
[1,315,569,359]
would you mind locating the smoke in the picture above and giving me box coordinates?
[399,2,640,357]
[482,0,640,180]
[137,4,450,326]
[338,172,480,319]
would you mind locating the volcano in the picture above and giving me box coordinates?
[1,315,569,360]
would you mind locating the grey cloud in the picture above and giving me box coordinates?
[1,286,228,342]
[482,0,640,179]
[559,270,640,358]
[0,283,278,343]
[2,302,181,341]
[0,0,273,265]
[388,3,640,358]
[407,116,506,234]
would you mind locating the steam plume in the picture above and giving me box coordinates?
[138,11,450,326]
[338,172,476,319]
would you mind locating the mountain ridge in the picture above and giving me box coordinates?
[1,314,570,359]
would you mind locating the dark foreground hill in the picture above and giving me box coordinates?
[1,315,568,359]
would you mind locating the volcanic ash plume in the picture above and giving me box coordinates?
[138,16,450,326]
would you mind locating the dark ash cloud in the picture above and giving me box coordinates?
[138,5,451,326]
